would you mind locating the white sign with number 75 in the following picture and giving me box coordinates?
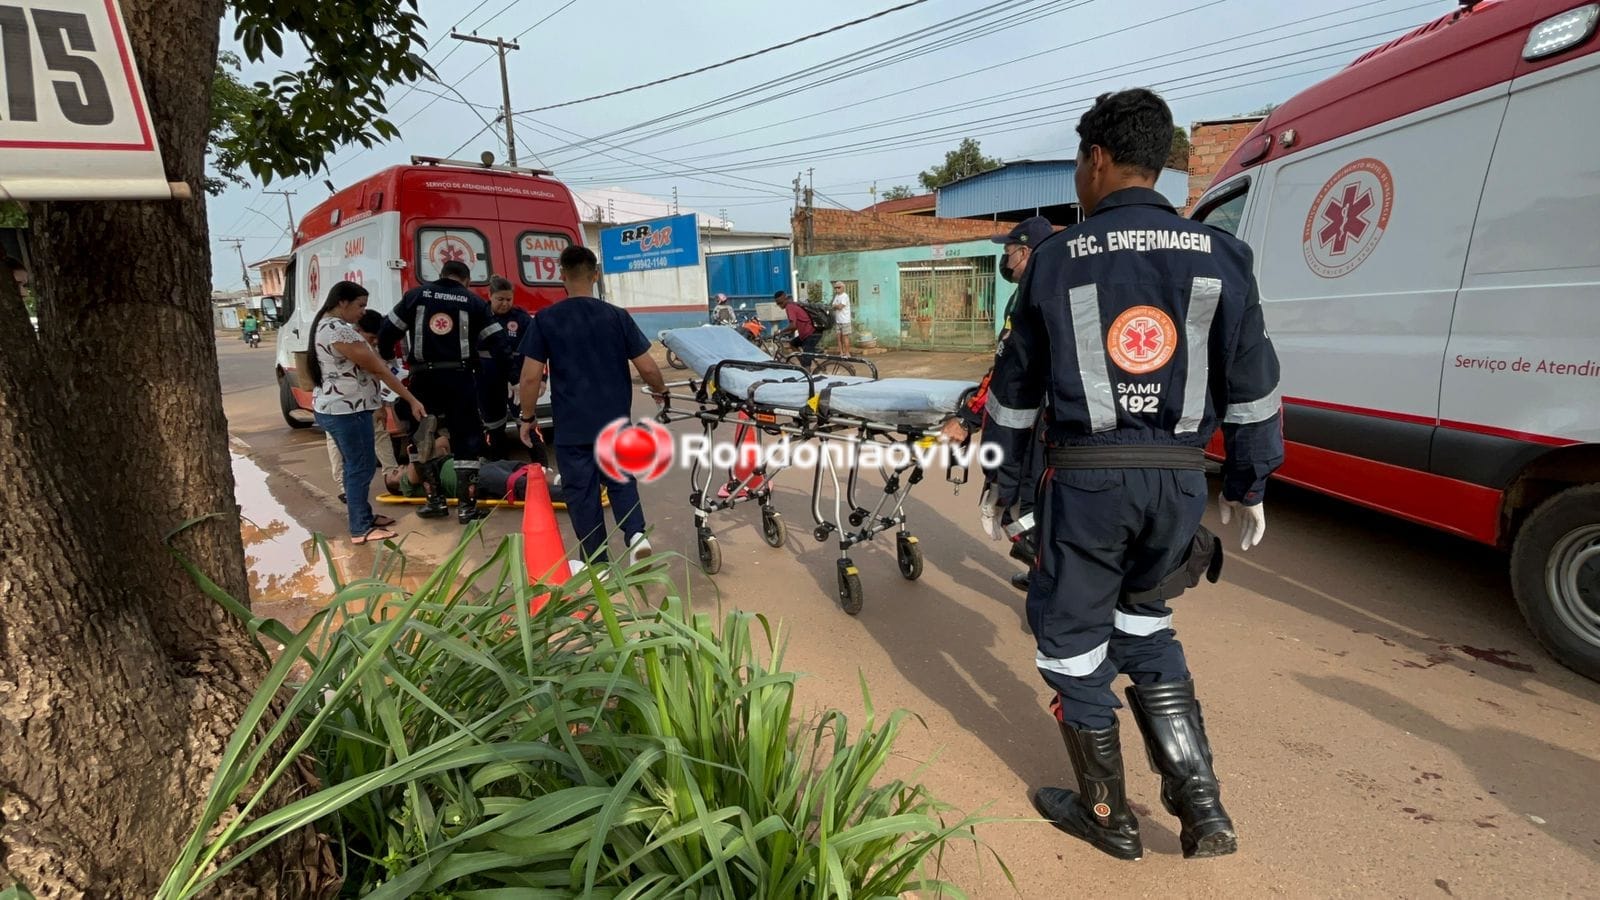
[0,0,176,200]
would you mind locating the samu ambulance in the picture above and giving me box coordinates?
[270,156,585,436]
[1191,0,1600,679]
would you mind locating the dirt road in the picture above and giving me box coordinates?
[218,332,1599,897]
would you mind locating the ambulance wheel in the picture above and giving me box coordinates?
[697,534,722,575]
[1511,485,1600,681]
[279,373,312,429]
[837,561,864,616]
[761,508,786,548]
[896,535,923,581]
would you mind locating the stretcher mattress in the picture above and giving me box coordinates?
[659,326,974,427]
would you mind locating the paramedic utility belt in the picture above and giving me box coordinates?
[1030,445,1219,731]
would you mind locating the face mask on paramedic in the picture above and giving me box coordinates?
[1001,244,1028,283]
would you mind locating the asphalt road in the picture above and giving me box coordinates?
[218,331,1600,897]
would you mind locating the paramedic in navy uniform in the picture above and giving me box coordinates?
[980,88,1282,862]
[516,245,669,568]
[483,275,533,458]
[380,259,508,523]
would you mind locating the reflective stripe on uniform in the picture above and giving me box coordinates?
[457,312,469,361]
[1036,642,1108,677]
[984,393,1038,429]
[1225,387,1282,424]
[1176,277,1222,435]
[413,308,428,362]
[386,312,406,330]
[479,322,505,342]
[454,459,481,471]
[1113,610,1173,636]
[1068,284,1117,432]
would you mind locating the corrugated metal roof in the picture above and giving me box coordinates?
[937,161,1078,219]
[936,160,1194,218]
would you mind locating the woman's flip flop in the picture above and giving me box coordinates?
[353,526,397,545]
[371,514,397,528]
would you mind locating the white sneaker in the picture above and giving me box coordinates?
[627,534,654,567]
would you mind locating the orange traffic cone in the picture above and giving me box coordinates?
[521,464,570,614]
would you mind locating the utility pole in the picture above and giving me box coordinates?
[221,238,253,294]
[451,32,521,166]
[868,181,878,213]
[264,189,296,241]
[672,186,679,215]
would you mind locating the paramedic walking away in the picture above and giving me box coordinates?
[309,281,427,544]
[518,245,670,566]
[980,89,1282,861]
[940,215,1055,593]
[380,259,509,523]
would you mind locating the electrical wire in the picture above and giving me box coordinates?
[520,0,935,113]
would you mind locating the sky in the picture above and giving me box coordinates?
[207,0,1452,290]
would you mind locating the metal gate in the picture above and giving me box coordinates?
[896,255,997,350]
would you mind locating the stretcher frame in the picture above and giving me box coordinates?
[649,351,975,615]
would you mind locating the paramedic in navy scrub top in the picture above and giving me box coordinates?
[516,245,670,567]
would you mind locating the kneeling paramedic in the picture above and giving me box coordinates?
[981,88,1282,862]
[380,259,510,523]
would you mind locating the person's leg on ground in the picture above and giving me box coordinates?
[555,444,609,563]
[326,432,345,499]
[1111,469,1235,859]
[407,376,450,518]
[444,372,490,523]
[1029,468,1144,861]
[315,411,379,538]
[598,465,650,564]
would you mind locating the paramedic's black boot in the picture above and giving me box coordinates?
[1033,719,1143,861]
[1125,680,1238,859]
[417,460,449,519]
[1010,570,1031,592]
[457,467,491,524]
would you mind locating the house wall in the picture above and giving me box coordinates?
[795,238,1007,348]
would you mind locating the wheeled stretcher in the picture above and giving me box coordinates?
[653,325,978,614]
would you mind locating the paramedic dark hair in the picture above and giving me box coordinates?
[1076,88,1174,177]
[489,275,514,293]
[440,260,472,282]
[306,280,371,387]
[559,245,598,276]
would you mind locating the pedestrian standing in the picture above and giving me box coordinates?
[325,310,401,503]
[940,215,1055,593]
[830,280,853,356]
[309,281,427,544]
[980,89,1282,861]
[482,275,532,460]
[379,259,507,523]
[516,245,668,567]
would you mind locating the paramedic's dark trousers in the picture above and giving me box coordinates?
[1029,467,1206,729]
[555,444,646,563]
[476,366,510,459]
[410,370,484,486]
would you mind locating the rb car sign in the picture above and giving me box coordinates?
[598,213,701,274]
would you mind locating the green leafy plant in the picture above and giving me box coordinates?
[158,532,1010,898]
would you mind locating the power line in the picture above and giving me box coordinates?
[518,0,935,114]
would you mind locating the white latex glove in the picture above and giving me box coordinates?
[979,487,1002,541]
[1219,498,1266,551]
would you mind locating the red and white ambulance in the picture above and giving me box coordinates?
[1191,0,1600,678]
[271,155,585,434]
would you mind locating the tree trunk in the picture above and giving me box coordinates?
[0,0,318,895]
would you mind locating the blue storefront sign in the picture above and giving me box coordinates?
[599,213,701,274]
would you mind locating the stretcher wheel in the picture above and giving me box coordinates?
[896,534,923,581]
[837,561,864,616]
[697,534,722,575]
[667,349,688,370]
[761,508,786,548]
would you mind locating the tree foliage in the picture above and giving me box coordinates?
[1167,125,1191,171]
[204,52,257,196]
[218,0,434,184]
[917,138,1001,191]
[0,201,24,229]
[881,185,917,201]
